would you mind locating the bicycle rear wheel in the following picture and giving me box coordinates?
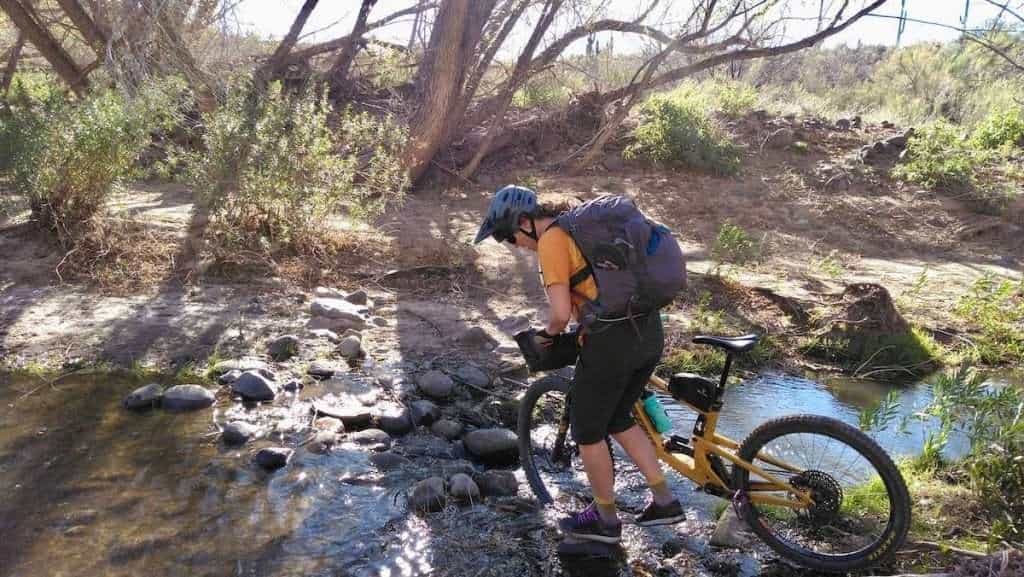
[732,415,911,573]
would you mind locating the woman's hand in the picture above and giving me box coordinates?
[545,283,572,335]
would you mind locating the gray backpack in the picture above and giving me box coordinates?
[554,195,687,326]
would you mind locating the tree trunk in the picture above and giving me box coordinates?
[55,0,108,53]
[1,31,26,94]
[329,0,377,85]
[460,0,563,178]
[403,0,493,183]
[261,0,319,80]
[142,0,216,108]
[0,0,89,95]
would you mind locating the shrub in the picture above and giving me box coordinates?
[710,221,757,266]
[971,106,1024,150]
[625,90,740,175]
[892,120,978,189]
[712,80,758,119]
[7,78,187,246]
[188,79,408,249]
[954,275,1024,365]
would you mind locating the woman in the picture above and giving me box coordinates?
[474,185,685,544]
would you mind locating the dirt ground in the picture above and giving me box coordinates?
[1,114,1021,372]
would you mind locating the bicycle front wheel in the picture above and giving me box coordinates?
[732,415,911,573]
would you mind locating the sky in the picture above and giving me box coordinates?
[235,0,1017,54]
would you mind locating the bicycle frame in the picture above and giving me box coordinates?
[636,366,814,510]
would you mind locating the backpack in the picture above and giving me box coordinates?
[553,195,687,326]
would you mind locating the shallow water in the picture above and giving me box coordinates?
[0,368,1017,577]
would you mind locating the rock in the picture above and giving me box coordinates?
[349,428,392,451]
[497,314,530,335]
[403,435,455,459]
[430,419,463,440]
[453,365,489,387]
[372,317,388,327]
[454,326,498,350]
[885,135,908,149]
[218,369,243,385]
[310,297,369,329]
[308,360,346,379]
[253,447,293,470]
[312,401,371,429]
[851,115,863,129]
[123,383,163,410]
[376,408,414,436]
[281,379,303,392]
[370,451,410,470]
[661,538,685,557]
[903,127,916,139]
[767,127,794,148]
[267,335,300,361]
[315,286,346,299]
[212,358,269,375]
[418,370,455,399]
[462,428,518,465]
[710,506,755,548]
[601,154,625,171]
[222,421,256,445]
[309,328,341,343]
[835,118,851,131]
[338,335,363,360]
[162,385,215,412]
[881,120,895,129]
[314,417,345,433]
[475,470,518,497]
[341,328,362,339]
[345,289,369,306]
[409,400,441,426]
[308,430,340,454]
[872,140,888,154]
[409,477,447,513]
[448,473,480,503]
[231,371,277,402]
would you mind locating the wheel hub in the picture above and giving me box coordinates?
[790,470,843,523]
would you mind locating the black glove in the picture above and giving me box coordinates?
[515,328,580,372]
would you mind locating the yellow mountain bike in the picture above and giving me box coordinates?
[516,334,911,573]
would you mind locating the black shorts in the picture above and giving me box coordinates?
[569,313,664,445]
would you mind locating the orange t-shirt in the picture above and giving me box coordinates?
[537,226,598,319]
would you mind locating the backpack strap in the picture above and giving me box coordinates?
[569,264,593,288]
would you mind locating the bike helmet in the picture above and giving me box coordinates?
[473,185,539,244]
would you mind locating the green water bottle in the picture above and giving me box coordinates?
[642,391,672,433]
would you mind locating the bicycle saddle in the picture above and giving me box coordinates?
[692,333,761,353]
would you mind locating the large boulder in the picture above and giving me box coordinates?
[453,365,490,388]
[462,428,518,465]
[409,477,446,513]
[338,335,363,360]
[123,383,163,410]
[375,407,414,436]
[268,335,300,361]
[232,371,277,402]
[475,470,518,497]
[222,421,256,445]
[253,447,293,470]
[710,506,755,549]
[448,473,480,504]
[418,370,455,399]
[162,385,215,412]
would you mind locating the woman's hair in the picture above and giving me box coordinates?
[533,192,583,218]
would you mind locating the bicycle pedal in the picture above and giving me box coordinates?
[664,435,693,456]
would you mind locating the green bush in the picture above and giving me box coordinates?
[188,78,408,249]
[625,90,740,175]
[711,221,757,266]
[971,106,1024,150]
[954,275,1024,365]
[712,80,758,119]
[6,79,186,245]
[892,120,978,189]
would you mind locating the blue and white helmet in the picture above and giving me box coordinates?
[473,185,538,244]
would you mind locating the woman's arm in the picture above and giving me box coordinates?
[545,282,572,335]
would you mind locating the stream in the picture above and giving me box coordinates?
[1,368,1019,577]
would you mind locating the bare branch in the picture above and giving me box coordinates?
[263,0,319,77]
[866,13,1024,72]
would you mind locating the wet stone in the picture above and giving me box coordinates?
[454,365,489,387]
[312,400,371,429]
[430,419,463,440]
[253,447,293,470]
[218,369,243,385]
[308,360,346,379]
[369,451,410,471]
[123,383,163,410]
[463,428,518,465]
[448,473,480,503]
[222,421,256,445]
[409,400,441,426]
[349,428,391,451]
[417,370,454,399]
[162,385,215,412]
[376,408,413,436]
[313,417,345,433]
[308,430,340,454]
[338,335,363,360]
[281,379,303,392]
[372,317,388,327]
[268,334,300,361]
[409,477,446,513]
[402,435,455,459]
[231,371,277,402]
[212,358,269,375]
[475,470,518,497]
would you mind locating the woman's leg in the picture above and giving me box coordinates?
[579,440,618,522]
[611,425,675,505]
